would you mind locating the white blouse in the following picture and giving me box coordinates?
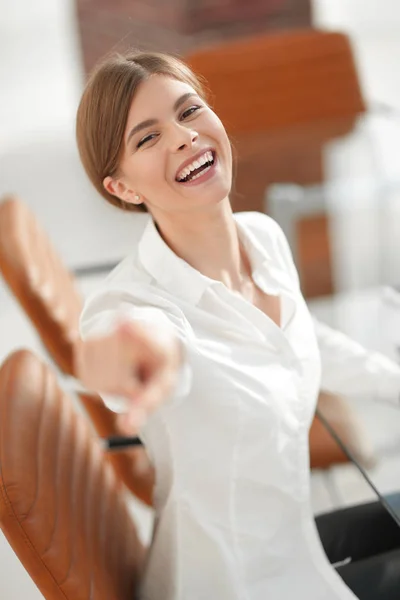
[80,212,400,600]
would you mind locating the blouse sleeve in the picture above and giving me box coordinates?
[314,318,400,405]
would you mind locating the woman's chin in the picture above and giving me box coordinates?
[189,178,232,206]
[193,187,231,209]
[169,174,232,211]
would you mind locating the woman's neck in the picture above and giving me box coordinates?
[151,200,251,291]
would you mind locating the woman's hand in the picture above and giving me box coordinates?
[73,320,182,434]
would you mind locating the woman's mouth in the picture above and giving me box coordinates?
[175,150,217,186]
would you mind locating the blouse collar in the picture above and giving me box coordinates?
[138,215,279,306]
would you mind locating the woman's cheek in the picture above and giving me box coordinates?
[135,154,160,189]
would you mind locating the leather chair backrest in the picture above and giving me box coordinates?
[0,196,154,506]
[0,197,82,374]
[0,349,145,600]
[186,29,365,136]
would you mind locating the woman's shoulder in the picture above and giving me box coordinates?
[80,254,150,309]
[81,276,177,322]
[234,211,281,232]
[79,253,187,339]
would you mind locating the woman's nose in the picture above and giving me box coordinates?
[172,125,199,151]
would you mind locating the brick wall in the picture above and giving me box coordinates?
[75,0,312,74]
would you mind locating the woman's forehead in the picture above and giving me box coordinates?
[128,75,195,119]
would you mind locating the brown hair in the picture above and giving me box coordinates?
[76,51,209,212]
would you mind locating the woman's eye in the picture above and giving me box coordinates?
[137,133,158,149]
[135,107,202,148]
[181,105,201,120]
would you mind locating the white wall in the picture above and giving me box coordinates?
[0,0,148,273]
[314,0,400,110]
[313,0,400,292]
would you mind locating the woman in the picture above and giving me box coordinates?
[75,51,400,599]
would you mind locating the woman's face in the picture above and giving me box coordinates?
[106,74,232,215]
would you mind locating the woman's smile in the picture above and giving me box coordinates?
[175,149,217,187]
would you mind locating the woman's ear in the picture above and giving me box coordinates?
[103,175,122,198]
[103,176,140,204]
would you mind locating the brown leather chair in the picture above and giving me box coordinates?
[186,29,365,210]
[0,196,154,505]
[0,349,145,599]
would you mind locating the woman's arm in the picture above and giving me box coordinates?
[268,212,400,405]
[314,317,400,405]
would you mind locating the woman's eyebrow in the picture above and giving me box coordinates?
[126,92,197,145]
[173,91,196,111]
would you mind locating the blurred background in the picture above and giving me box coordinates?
[2,1,400,597]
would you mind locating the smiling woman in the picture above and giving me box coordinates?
[75,50,400,600]
[76,51,231,216]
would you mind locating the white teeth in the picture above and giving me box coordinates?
[177,150,214,181]
[189,165,211,181]
[181,167,191,179]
